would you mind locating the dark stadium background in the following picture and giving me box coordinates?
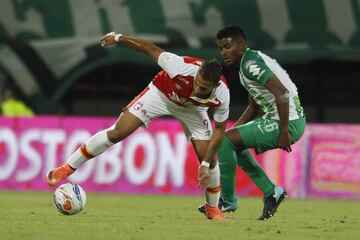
[0,0,359,122]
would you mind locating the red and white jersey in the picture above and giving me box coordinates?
[152,52,230,122]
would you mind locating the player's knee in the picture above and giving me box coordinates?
[107,128,125,143]
[225,128,245,150]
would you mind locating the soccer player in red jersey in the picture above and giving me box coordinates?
[46,32,230,220]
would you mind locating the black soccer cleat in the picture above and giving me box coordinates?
[259,186,288,221]
[198,196,238,214]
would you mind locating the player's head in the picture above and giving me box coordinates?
[216,25,247,65]
[194,59,222,98]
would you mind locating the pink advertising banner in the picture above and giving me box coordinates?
[307,125,360,199]
[1,117,359,199]
[0,116,300,197]
[0,116,203,195]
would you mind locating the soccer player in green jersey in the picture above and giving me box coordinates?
[198,25,306,220]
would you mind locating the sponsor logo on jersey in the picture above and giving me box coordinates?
[249,64,261,76]
[177,76,189,84]
[169,92,180,102]
[168,92,187,105]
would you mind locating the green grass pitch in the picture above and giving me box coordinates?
[0,191,359,240]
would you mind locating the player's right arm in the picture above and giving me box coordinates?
[100,32,191,78]
[233,95,260,127]
[100,32,164,63]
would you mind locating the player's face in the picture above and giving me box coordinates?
[193,73,215,98]
[217,37,243,65]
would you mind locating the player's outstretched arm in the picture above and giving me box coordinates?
[100,32,164,63]
[198,121,226,190]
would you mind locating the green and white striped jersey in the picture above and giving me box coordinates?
[239,48,304,120]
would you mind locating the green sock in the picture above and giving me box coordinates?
[218,137,238,203]
[237,149,275,196]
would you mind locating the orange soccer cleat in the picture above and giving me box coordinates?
[205,204,225,220]
[46,163,75,186]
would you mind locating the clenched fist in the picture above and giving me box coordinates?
[100,32,121,47]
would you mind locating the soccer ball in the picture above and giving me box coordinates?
[53,183,87,215]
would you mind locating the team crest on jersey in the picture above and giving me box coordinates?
[249,64,261,76]
[245,60,256,69]
[133,102,143,110]
[177,76,189,84]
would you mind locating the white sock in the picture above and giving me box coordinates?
[67,129,114,169]
[206,162,221,207]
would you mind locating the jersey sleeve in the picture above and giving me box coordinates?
[157,52,194,78]
[213,83,230,123]
[242,52,273,85]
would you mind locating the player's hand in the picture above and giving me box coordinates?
[198,165,211,191]
[278,131,292,152]
[100,32,117,47]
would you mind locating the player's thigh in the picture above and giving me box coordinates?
[236,118,281,154]
[108,111,144,142]
[237,117,306,154]
[174,106,212,141]
[125,86,171,126]
[224,128,246,151]
[109,86,171,141]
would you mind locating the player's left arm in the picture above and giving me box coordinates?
[201,83,230,165]
[203,120,227,165]
[265,74,292,152]
[243,55,291,152]
[198,84,229,190]
[198,120,226,190]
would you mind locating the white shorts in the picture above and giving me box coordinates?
[125,83,212,141]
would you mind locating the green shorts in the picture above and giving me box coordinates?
[236,117,306,154]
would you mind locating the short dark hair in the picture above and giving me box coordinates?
[216,25,246,41]
[199,59,222,85]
